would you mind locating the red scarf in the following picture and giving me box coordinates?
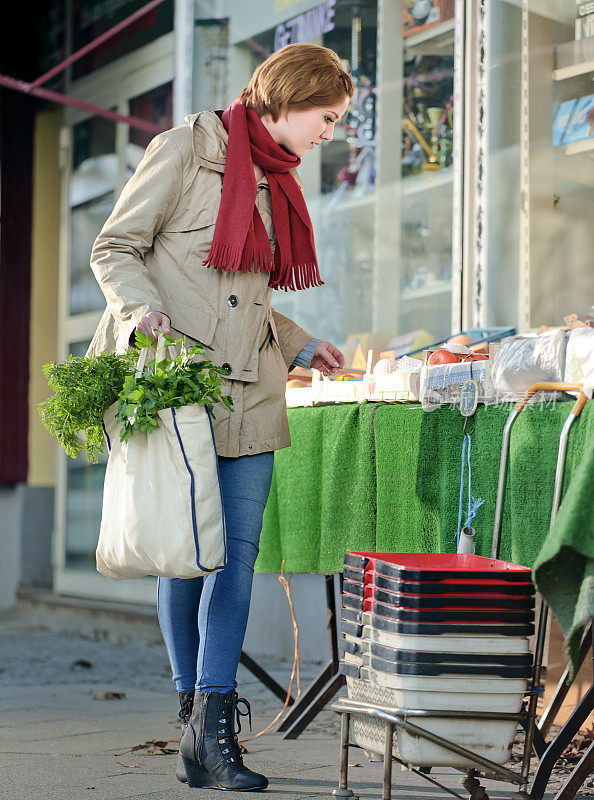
[203,100,323,291]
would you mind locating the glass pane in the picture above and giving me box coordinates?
[69,116,117,315]
[127,82,174,171]
[400,33,455,339]
[71,0,174,80]
[232,0,456,357]
[534,1,594,324]
[486,1,594,329]
[64,340,107,571]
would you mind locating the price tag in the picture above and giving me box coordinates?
[460,380,478,417]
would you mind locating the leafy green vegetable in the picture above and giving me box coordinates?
[116,333,233,443]
[39,349,136,462]
[39,332,233,462]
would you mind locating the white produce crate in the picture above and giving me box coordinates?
[347,676,520,767]
[358,664,528,696]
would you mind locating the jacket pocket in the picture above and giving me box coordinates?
[160,213,218,258]
[165,298,219,347]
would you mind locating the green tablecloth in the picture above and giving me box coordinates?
[256,400,594,672]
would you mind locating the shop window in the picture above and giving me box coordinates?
[69,116,117,315]
[128,82,173,166]
[486,0,594,329]
[232,0,457,355]
[71,0,174,80]
[64,340,107,571]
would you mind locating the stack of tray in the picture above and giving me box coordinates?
[339,552,535,767]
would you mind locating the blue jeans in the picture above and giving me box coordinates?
[157,452,275,694]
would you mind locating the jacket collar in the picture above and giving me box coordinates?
[185,111,227,173]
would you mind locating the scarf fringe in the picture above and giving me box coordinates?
[204,240,274,274]
[269,261,324,291]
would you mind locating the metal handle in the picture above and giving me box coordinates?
[513,382,583,413]
[492,382,584,559]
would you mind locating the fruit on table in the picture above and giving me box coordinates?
[462,354,489,362]
[428,349,462,365]
[286,378,310,388]
[447,334,473,347]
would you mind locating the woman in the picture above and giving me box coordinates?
[88,43,354,791]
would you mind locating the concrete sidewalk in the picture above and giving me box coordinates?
[0,600,573,800]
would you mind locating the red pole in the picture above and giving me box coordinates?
[30,0,168,88]
[0,73,164,135]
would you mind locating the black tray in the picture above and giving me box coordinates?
[370,612,535,638]
[372,601,535,624]
[341,619,363,637]
[339,637,532,667]
[343,566,365,583]
[344,571,535,597]
[339,661,361,678]
[376,560,532,584]
[342,604,534,627]
[368,655,532,679]
[342,583,534,610]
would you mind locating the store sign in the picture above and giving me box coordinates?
[575,2,594,40]
[274,0,336,50]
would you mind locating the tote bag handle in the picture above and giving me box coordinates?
[135,333,168,378]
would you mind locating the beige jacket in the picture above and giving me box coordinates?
[88,111,314,457]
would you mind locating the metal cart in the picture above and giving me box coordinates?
[331,382,591,800]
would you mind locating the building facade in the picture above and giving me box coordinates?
[1,0,592,657]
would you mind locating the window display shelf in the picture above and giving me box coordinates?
[404,18,455,56]
[553,59,594,81]
[401,168,453,196]
[401,280,452,301]
[553,38,594,81]
[563,139,594,156]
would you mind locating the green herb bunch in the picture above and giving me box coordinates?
[116,332,233,443]
[39,332,233,462]
[39,349,136,462]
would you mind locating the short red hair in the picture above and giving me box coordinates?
[239,43,354,121]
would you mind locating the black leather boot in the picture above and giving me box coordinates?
[176,690,195,784]
[179,689,268,791]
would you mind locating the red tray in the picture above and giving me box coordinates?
[346,552,532,582]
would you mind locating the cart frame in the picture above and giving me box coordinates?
[331,383,591,800]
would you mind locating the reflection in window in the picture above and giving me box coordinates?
[64,340,106,571]
[237,0,456,355]
[69,117,117,315]
[129,82,173,149]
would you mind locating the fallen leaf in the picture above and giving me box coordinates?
[93,691,125,700]
[348,763,363,768]
[117,762,139,768]
[71,659,93,669]
[131,739,178,755]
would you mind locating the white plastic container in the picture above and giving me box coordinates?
[347,676,519,767]
[344,625,530,655]
[361,617,532,655]
[360,664,528,699]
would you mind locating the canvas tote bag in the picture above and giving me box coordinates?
[96,338,227,579]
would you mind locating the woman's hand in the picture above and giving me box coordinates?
[311,340,345,378]
[136,311,171,340]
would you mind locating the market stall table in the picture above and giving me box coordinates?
[253,400,594,739]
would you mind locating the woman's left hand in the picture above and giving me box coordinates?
[311,340,345,378]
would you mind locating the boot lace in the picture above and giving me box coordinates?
[218,691,252,765]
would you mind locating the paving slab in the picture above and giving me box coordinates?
[0,602,580,800]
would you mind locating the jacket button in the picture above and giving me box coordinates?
[228,295,238,307]
[221,363,232,375]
